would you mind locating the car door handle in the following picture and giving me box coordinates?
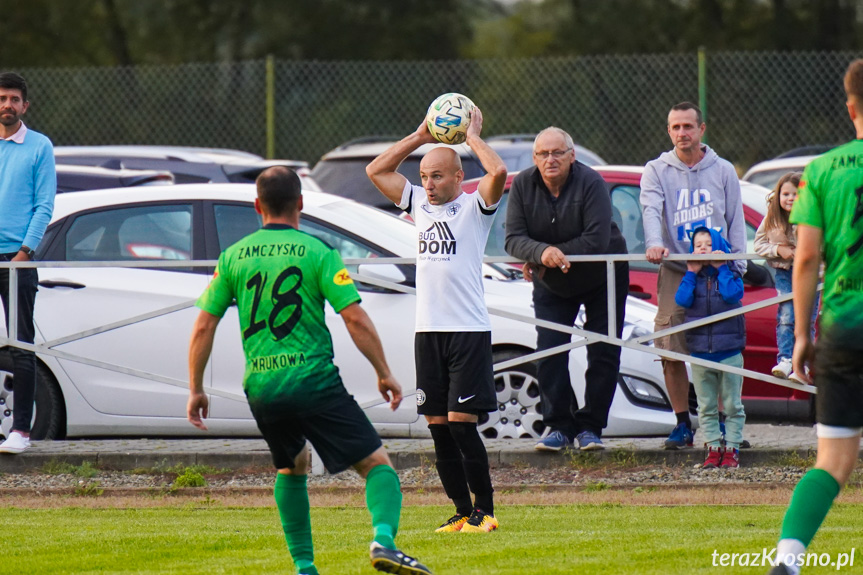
[39,280,86,289]
[628,286,651,300]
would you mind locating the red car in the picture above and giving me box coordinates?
[462,165,812,421]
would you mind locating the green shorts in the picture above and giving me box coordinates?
[255,389,382,473]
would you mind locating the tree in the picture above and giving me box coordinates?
[4,0,863,69]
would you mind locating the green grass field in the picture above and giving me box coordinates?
[7,504,860,574]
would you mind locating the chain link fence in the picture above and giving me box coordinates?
[17,51,858,171]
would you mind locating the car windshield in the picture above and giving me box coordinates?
[323,195,519,280]
[576,147,607,167]
[484,184,768,272]
[745,168,794,191]
[485,193,510,257]
[318,199,417,255]
[312,157,486,211]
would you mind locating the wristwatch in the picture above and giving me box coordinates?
[18,246,35,259]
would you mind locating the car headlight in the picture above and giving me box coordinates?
[618,374,670,410]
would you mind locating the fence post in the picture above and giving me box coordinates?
[607,260,616,338]
[266,54,275,159]
[698,46,708,144]
[8,266,18,346]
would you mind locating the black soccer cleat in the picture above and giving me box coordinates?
[370,542,433,575]
[767,563,792,575]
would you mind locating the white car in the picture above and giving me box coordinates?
[1,184,680,440]
[742,155,818,191]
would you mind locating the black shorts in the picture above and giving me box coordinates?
[255,389,382,473]
[415,331,497,416]
[814,341,863,428]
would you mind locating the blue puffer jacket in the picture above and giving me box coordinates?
[674,227,745,359]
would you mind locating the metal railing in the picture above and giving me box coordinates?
[0,253,817,417]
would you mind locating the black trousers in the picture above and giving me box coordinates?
[532,262,628,438]
[0,253,38,434]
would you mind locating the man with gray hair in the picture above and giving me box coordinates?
[505,127,629,452]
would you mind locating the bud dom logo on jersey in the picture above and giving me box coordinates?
[419,222,457,255]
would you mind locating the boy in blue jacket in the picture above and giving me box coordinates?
[675,226,746,468]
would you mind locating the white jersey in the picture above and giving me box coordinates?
[398,181,498,332]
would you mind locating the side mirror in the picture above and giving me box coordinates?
[356,263,406,286]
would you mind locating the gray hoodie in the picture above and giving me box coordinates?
[641,145,746,272]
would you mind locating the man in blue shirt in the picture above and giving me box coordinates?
[0,72,56,454]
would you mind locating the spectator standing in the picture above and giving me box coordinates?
[765,59,863,575]
[641,102,746,450]
[753,171,818,382]
[366,107,507,533]
[505,127,629,452]
[674,227,746,469]
[0,72,56,455]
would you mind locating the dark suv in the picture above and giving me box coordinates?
[311,138,486,212]
[56,164,174,193]
[312,136,606,213]
[54,146,309,185]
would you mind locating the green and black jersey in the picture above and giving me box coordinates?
[792,140,863,344]
[196,224,361,421]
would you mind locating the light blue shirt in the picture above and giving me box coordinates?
[0,122,56,253]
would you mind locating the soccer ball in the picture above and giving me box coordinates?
[426,93,474,145]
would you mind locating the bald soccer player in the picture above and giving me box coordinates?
[367,106,507,534]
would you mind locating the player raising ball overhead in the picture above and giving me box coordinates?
[425,92,475,145]
[367,101,507,533]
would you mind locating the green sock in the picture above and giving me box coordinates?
[779,468,841,547]
[274,473,315,574]
[365,464,401,550]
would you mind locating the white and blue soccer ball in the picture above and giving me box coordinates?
[426,93,474,145]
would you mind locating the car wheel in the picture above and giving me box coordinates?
[0,352,66,440]
[478,349,545,439]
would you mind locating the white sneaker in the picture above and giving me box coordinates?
[788,371,809,385]
[0,431,31,454]
[772,359,792,379]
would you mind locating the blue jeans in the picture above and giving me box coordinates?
[775,267,819,362]
[691,353,745,448]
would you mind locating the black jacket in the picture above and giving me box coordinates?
[504,162,627,297]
